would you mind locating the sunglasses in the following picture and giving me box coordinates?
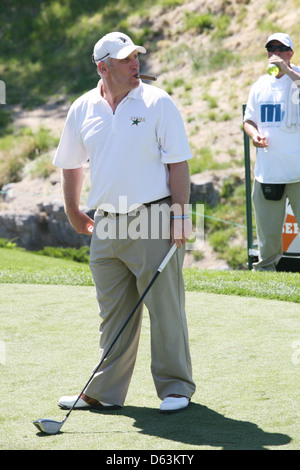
[266,45,291,52]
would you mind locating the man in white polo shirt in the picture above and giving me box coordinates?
[54,32,196,413]
[244,33,300,271]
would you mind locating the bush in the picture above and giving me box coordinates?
[36,246,90,263]
[184,12,214,33]
[0,238,18,249]
[0,127,58,188]
[0,239,90,263]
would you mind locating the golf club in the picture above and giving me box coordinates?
[33,243,177,435]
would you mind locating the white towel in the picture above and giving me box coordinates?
[282,65,300,132]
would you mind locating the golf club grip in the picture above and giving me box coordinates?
[158,244,177,272]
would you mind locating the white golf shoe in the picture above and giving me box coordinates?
[160,395,190,413]
[58,393,120,410]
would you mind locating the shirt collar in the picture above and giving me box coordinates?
[89,80,104,104]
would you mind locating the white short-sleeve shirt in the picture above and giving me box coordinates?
[244,70,300,184]
[53,81,192,212]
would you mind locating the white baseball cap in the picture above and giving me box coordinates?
[265,32,293,50]
[93,32,146,62]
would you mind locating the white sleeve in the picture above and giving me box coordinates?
[53,103,89,169]
[243,83,257,123]
[157,95,193,164]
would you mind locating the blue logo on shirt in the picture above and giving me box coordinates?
[260,104,284,123]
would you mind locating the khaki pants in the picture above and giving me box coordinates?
[252,179,300,271]
[85,201,196,406]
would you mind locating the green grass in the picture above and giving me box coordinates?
[0,248,93,286]
[0,249,299,449]
[0,286,299,450]
[184,268,300,303]
[0,247,300,303]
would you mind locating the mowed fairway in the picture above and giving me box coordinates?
[0,284,299,450]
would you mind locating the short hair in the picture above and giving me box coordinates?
[96,57,112,77]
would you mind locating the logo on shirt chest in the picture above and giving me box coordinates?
[260,103,284,123]
[130,116,146,126]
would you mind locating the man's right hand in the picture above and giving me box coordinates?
[252,132,268,148]
[66,209,94,235]
[244,120,268,149]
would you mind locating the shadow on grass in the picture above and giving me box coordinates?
[91,402,291,450]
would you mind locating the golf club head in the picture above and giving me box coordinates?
[33,418,64,435]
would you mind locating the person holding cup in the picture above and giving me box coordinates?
[244,33,300,271]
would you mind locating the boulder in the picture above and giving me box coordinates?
[0,202,92,250]
[190,172,219,206]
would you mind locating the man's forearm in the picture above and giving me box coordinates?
[168,161,190,215]
[244,120,268,148]
[168,161,192,247]
[61,167,83,215]
[61,167,94,235]
[244,120,258,139]
[285,67,300,84]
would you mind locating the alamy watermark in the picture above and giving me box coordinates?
[292,340,300,365]
[0,340,6,365]
[291,80,300,105]
[94,198,204,251]
[0,80,6,104]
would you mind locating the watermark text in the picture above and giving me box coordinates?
[292,340,300,365]
[0,80,6,104]
[0,340,6,365]
[94,199,204,251]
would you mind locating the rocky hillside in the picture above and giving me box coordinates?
[1,0,300,269]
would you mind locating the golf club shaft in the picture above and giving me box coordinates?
[65,244,177,419]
